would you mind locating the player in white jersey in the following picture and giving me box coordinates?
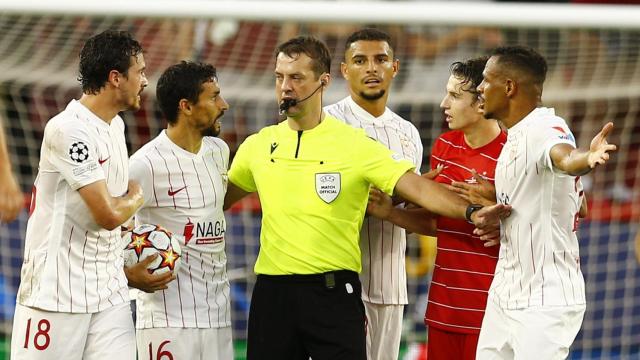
[129,61,233,359]
[11,30,160,360]
[475,46,617,359]
[324,28,423,360]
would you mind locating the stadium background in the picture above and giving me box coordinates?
[0,1,639,359]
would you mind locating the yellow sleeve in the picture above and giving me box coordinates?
[228,134,258,192]
[355,131,414,195]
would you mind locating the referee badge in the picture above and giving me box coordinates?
[315,172,341,203]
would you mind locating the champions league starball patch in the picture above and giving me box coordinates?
[69,141,90,163]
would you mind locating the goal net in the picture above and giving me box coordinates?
[0,1,639,358]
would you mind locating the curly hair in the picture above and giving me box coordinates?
[450,56,489,104]
[78,30,143,94]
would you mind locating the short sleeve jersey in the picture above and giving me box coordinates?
[491,107,586,309]
[325,96,423,305]
[17,99,130,313]
[129,131,231,329]
[425,130,506,334]
[228,115,415,275]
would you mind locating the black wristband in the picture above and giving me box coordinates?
[465,204,483,223]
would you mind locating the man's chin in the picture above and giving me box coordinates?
[359,90,385,101]
[202,127,220,137]
[127,100,141,112]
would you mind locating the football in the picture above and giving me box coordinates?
[123,224,182,274]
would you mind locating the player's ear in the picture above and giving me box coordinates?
[505,78,516,98]
[340,62,349,80]
[320,73,331,87]
[108,70,121,88]
[178,98,192,115]
[392,59,399,78]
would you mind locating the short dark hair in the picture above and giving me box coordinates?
[344,28,394,54]
[78,30,143,94]
[490,46,547,86]
[450,56,489,104]
[156,61,218,125]
[275,36,331,78]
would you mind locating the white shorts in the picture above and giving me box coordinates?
[136,326,233,359]
[476,299,586,360]
[11,302,135,360]
[363,301,404,360]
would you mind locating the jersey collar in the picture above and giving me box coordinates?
[510,107,555,133]
[68,99,112,130]
[158,130,206,158]
[346,96,393,125]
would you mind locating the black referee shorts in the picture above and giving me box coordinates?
[247,270,366,360]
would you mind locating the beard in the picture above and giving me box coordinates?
[202,114,223,137]
[201,126,219,137]
[359,89,386,101]
[125,97,141,111]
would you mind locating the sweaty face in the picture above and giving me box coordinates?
[477,56,507,121]
[190,79,229,137]
[121,53,148,111]
[342,40,398,102]
[440,75,482,131]
[274,52,323,118]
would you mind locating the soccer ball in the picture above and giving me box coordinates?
[123,224,182,274]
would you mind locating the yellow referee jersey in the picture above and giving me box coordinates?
[229,115,414,275]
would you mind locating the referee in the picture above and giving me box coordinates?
[224,35,510,360]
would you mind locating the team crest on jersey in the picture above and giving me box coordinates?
[316,172,341,203]
[69,141,89,163]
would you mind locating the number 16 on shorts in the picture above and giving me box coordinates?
[148,340,174,360]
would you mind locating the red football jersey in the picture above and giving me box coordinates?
[425,130,507,334]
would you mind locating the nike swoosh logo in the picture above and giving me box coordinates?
[270,143,278,154]
[98,156,110,165]
[168,186,186,197]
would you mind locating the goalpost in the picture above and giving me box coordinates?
[0,1,639,358]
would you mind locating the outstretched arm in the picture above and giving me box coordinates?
[367,166,443,236]
[394,171,467,219]
[367,188,437,236]
[393,171,510,239]
[550,122,616,176]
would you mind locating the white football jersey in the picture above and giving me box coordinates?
[491,107,586,309]
[17,99,130,313]
[129,131,231,329]
[325,96,423,304]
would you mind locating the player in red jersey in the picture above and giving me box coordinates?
[367,56,504,359]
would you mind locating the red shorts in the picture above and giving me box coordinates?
[427,326,479,360]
